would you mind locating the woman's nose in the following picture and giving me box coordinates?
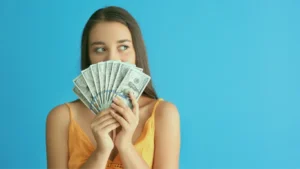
[107,50,120,61]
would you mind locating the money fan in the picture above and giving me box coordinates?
[72,60,151,140]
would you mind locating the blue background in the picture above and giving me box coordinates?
[0,0,299,168]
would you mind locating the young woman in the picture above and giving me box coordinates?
[46,6,180,169]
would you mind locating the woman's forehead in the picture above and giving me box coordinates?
[89,22,132,44]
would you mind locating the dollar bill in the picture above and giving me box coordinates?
[105,61,113,103]
[109,62,134,102]
[73,74,100,112]
[107,61,121,102]
[114,68,151,109]
[72,86,98,114]
[82,67,101,110]
[90,64,102,107]
[123,61,144,72]
[98,62,106,106]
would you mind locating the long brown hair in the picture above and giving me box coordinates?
[80,6,158,99]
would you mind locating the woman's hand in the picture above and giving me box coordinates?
[110,92,139,151]
[90,108,120,153]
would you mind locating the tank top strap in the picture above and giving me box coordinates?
[65,103,74,121]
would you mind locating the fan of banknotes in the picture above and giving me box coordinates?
[72,60,151,115]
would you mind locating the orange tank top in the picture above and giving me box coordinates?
[66,98,163,169]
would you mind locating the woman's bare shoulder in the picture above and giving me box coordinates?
[46,100,80,169]
[152,99,180,168]
[155,100,180,128]
[46,99,80,123]
[155,99,180,121]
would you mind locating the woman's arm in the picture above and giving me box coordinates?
[152,101,181,169]
[79,149,110,169]
[46,105,111,169]
[118,144,150,169]
[46,105,70,169]
[117,101,181,169]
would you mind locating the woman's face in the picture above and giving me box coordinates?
[88,21,136,64]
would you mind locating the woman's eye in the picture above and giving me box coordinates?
[95,47,105,53]
[119,45,129,51]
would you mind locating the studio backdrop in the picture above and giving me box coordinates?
[0,0,299,168]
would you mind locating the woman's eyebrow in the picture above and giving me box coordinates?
[117,39,131,43]
[91,41,105,46]
[91,39,131,46]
